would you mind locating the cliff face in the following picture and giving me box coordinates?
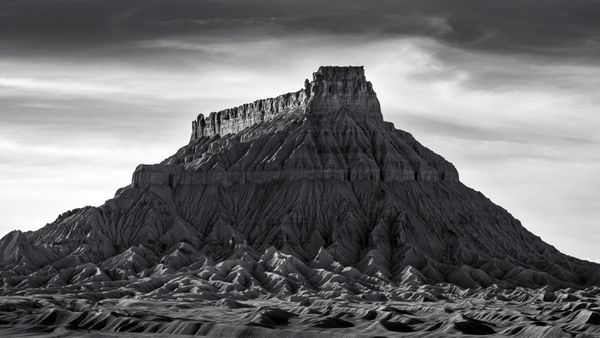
[190,66,381,140]
[1,66,599,295]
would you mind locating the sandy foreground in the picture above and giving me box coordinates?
[1,285,600,337]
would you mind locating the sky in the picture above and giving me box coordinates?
[0,0,599,262]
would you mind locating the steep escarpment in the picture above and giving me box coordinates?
[1,66,599,298]
[190,66,381,140]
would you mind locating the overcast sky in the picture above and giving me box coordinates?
[1,0,599,261]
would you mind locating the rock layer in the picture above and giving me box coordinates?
[1,66,599,296]
[190,66,381,140]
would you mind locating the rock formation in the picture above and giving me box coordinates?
[1,66,599,298]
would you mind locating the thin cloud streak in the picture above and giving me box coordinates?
[0,76,128,97]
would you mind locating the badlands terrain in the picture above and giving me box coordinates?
[1,66,599,337]
[2,282,600,337]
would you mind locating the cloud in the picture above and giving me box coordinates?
[399,113,596,150]
[0,76,127,97]
[2,0,600,64]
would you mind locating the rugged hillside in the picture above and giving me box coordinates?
[1,66,599,296]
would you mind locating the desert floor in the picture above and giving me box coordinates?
[1,286,600,337]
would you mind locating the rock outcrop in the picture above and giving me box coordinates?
[190,66,381,140]
[1,66,599,297]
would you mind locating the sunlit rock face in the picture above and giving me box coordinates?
[1,66,599,301]
[190,66,381,140]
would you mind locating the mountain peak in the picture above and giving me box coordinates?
[191,66,381,140]
[307,65,381,120]
[312,65,366,82]
[158,66,458,189]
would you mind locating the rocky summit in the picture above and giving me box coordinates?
[1,66,600,337]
